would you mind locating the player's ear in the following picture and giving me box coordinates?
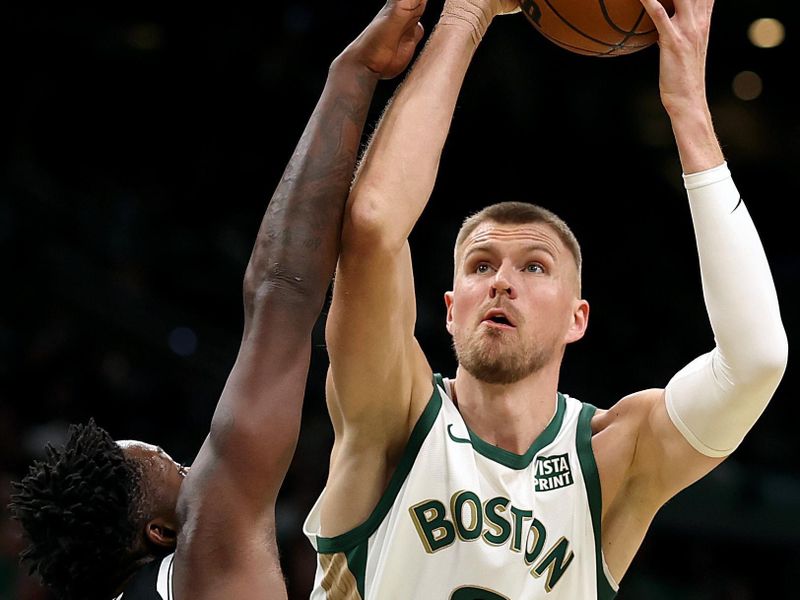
[146,517,178,550]
[444,291,455,334]
[565,299,589,344]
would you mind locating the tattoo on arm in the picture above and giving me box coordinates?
[246,67,378,317]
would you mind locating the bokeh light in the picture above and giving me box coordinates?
[748,18,785,48]
[732,71,763,101]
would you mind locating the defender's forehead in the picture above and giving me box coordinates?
[117,440,159,453]
[116,440,175,464]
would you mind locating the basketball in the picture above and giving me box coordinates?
[519,0,675,57]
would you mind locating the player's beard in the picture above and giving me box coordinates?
[452,324,552,385]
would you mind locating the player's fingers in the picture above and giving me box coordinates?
[389,0,427,21]
[670,0,714,28]
[639,0,674,33]
[671,0,714,17]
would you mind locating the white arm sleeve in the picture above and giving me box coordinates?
[664,162,788,457]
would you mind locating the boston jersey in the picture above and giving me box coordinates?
[304,374,618,599]
[114,553,174,600]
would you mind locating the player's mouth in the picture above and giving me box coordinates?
[481,308,517,331]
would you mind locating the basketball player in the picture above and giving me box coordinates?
[8,2,426,598]
[303,0,788,597]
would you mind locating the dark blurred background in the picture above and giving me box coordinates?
[2,1,798,598]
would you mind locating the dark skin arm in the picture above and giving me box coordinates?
[171,2,426,598]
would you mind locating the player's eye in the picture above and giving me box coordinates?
[525,263,544,273]
[476,263,492,274]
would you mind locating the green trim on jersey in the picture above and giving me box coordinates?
[347,543,368,598]
[576,403,617,600]
[437,373,567,471]
[316,381,444,554]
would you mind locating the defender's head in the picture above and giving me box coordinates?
[9,420,188,600]
[445,202,589,385]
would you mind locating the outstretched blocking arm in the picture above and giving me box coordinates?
[172,4,426,597]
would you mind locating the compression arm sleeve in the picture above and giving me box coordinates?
[664,162,788,457]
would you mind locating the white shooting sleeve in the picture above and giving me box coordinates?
[664,162,788,457]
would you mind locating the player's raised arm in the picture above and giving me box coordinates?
[603,0,788,571]
[592,1,788,582]
[325,0,520,461]
[172,3,426,597]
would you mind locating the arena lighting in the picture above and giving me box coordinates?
[732,71,763,101]
[748,18,785,48]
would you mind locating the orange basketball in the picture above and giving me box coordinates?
[519,0,675,57]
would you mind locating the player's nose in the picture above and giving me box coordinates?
[489,264,516,299]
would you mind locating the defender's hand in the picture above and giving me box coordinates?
[338,0,427,80]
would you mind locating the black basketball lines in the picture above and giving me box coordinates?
[520,0,658,57]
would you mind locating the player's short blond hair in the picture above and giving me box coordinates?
[453,202,582,291]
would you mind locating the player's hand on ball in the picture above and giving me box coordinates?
[640,0,714,113]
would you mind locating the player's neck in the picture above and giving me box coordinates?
[452,365,560,456]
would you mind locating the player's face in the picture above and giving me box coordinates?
[117,440,189,510]
[445,221,588,385]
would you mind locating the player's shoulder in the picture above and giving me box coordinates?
[590,388,666,436]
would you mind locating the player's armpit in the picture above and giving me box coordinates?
[641,389,727,499]
[600,389,725,511]
[593,389,726,582]
[173,470,288,599]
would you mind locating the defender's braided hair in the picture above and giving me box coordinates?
[9,419,145,600]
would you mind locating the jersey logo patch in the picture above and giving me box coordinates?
[533,453,574,492]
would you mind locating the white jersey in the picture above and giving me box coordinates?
[304,374,619,600]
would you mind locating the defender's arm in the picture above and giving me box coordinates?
[173,3,427,595]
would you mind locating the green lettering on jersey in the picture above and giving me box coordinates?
[408,492,575,593]
[509,506,533,553]
[409,499,456,553]
[524,518,547,566]
[532,536,575,592]
[452,491,483,541]
[482,497,511,546]
[450,586,510,599]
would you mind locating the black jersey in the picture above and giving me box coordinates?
[115,554,174,600]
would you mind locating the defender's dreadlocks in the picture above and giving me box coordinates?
[9,419,145,600]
